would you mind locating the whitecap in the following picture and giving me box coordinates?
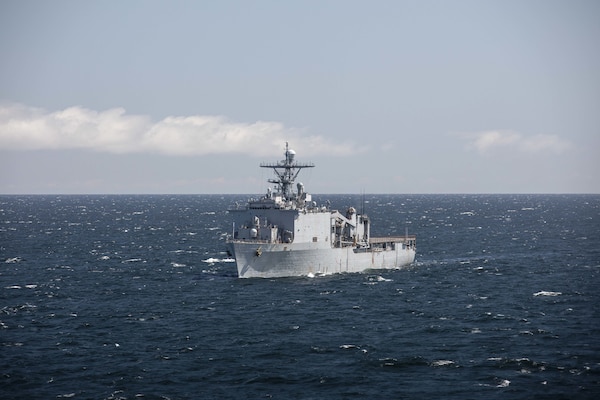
[365,275,392,283]
[202,257,236,263]
[5,285,22,289]
[496,379,511,388]
[431,360,455,367]
[533,291,562,297]
[171,263,186,268]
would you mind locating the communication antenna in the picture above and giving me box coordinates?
[259,142,314,200]
[361,190,365,215]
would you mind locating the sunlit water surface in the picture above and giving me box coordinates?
[1,194,599,399]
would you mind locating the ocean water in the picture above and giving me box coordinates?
[1,194,599,399]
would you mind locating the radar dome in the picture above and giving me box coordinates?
[286,149,296,162]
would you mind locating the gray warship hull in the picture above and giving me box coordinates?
[225,143,417,278]
[230,239,416,278]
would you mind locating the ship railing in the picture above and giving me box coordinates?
[228,238,287,244]
[369,236,416,244]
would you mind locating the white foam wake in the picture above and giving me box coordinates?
[202,258,236,263]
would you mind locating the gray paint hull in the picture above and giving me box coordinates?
[230,241,416,278]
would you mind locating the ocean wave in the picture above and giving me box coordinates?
[171,262,187,268]
[202,257,236,263]
[533,291,562,297]
[122,258,144,263]
[431,360,456,367]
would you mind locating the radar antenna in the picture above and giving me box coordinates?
[260,142,314,200]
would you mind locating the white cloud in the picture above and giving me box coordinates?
[518,133,573,153]
[0,103,357,157]
[469,130,520,153]
[459,130,572,154]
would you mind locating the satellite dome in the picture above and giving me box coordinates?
[286,148,296,162]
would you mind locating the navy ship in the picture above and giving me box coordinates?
[227,143,416,278]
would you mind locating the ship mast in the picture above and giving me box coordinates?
[260,142,314,200]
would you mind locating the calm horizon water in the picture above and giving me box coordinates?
[1,194,599,399]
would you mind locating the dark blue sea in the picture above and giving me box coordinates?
[1,194,599,399]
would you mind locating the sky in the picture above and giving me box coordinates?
[1,0,599,194]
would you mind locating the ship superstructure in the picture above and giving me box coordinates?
[227,143,416,278]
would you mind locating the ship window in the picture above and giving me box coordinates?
[313,236,318,242]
